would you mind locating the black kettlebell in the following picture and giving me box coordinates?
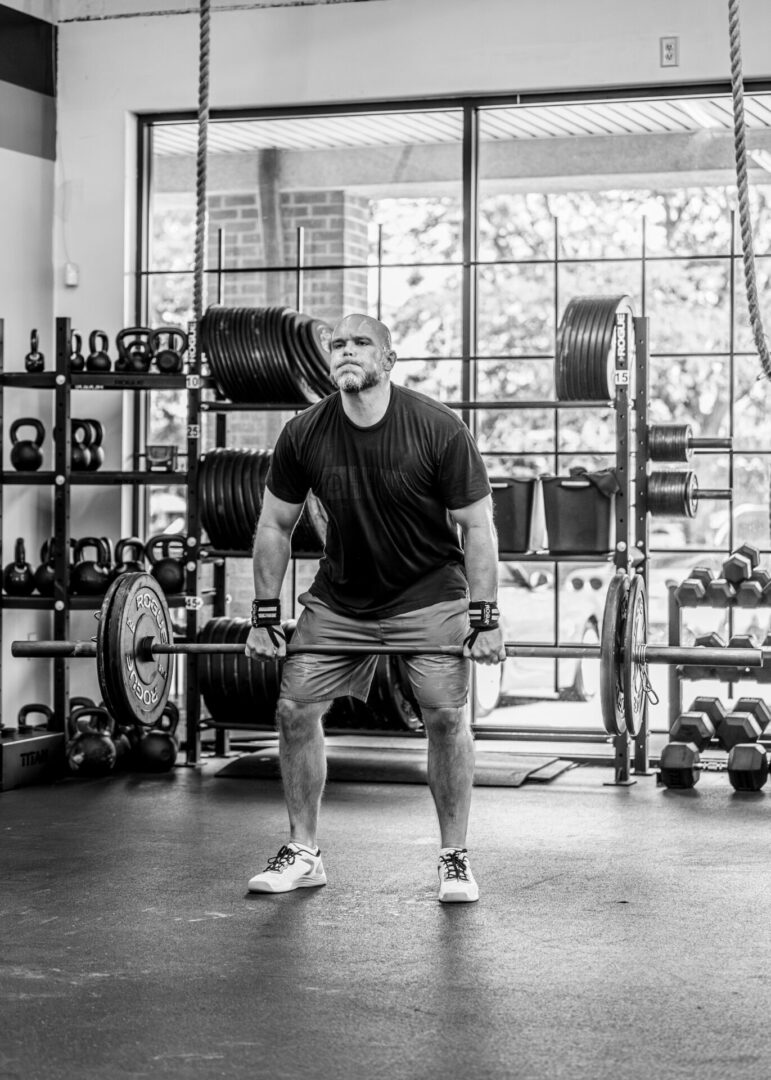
[24,329,44,373]
[150,328,188,374]
[9,418,45,472]
[70,420,92,471]
[137,701,179,773]
[33,538,58,596]
[70,537,111,596]
[116,327,154,373]
[69,331,85,373]
[69,696,96,715]
[17,703,54,734]
[86,330,111,372]
[66,706,116,777]
[113,537,146,580]
[83,419,104,471]
[3,538,34,596]
[145,534,186,594]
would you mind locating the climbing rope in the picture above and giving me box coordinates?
[193,0,211,323]
[727,0,771,381]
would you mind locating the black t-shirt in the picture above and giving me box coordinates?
[266,384,491,617]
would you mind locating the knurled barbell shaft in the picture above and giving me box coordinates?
[10,639,766,667]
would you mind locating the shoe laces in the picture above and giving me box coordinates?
[439,849,470,881]
[265,844,300,873]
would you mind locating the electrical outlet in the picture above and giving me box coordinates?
[660,36,679,67]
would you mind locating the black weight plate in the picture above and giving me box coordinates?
[254,306,284,403]
[272,305,307,404]
[623,574,647,738]
[242,307,270,402]
[209,449,229,549]
[96,575,122,723]
[197,617,222,721]
[262,306,287,402]
[209,307,238,401]
[206,450,224,549]
[564,297,592,402]
[198,452,213,545]
[280,308,319,404]
[222,617,243,713]
[229,450,249,551]
[221,449,239,549]
[101,573,134,727]
[241,449,260,539]
[201,450,219,548]
[231,307,255,403]
[270,306,301,404]
[555,298,584,401]
[570,298,600,403]
[554,301,575,400]
[212,617,233,717]
[298,316,335,397]
[587,297,616,401]
[684,471,698,518]
[600,573,630,737]
[224,308,247,403]
[582,298,611,401]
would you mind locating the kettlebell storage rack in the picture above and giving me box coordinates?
[179,309,653,785]
[0,316,198,731]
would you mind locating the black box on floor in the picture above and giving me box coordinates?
[490,476,535,553]
[0,731,65,791]
[541,476,613,554]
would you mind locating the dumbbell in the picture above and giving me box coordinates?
[722,544,761,586]
[674,566,716,607]
[706,578,736,606]
[716,696,771,750]
[661,697,726,787]
[659,739,770,791]
[737,569,771,608]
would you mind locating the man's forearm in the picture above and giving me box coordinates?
[462,521,499,600]
[253,521,293,598]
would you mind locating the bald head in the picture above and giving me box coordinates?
[331,314,393,352]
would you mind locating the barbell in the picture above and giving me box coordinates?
[10,571,769,739]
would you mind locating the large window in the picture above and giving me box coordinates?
[138,88,771,729]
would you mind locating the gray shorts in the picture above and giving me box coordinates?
[280,591,470,709]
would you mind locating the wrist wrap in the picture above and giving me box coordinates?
[251,599,285,648]
[465,600,500,649]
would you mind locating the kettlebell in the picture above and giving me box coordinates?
[145,533,186,594]
[86,330,111,372]
[70,420,92,471]
[9,418,45,472]
[33,538,58,596]
[70,537,111,596]
[83,419,104,471]
[150,328,188,374]
[113,537,146,580]
[3,538,34,596]
[17,703,54,734]
[69,331,85,373]
[69,696,96,715]
[24,329,44,373]
[137,701,179,773]
[116,327,154,373]
[66,706,117,777]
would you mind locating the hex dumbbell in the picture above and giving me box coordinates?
[737,569,771,608]
[723,545,761,586]
[716,696,771,751]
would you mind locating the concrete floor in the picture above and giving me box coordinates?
[2,750,771,1080]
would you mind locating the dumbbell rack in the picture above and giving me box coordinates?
[0,316,193,734]
[667,584,771,731]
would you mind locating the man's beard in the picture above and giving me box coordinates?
[332,366,380,394]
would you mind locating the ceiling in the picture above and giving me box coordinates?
[152,94,771,156]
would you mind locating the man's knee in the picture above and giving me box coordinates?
[276,698,327,741]
[421,706,471,740]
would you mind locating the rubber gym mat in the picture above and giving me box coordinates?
[215,744,565,788]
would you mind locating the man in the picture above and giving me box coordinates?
[244,313,505,902]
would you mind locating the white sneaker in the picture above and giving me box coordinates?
[438,848,479,903]
[248,843,327,894]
